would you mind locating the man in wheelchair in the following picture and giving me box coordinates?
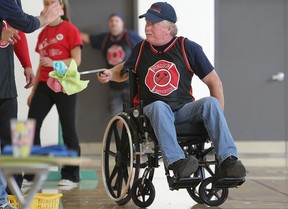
[98,2,246,180]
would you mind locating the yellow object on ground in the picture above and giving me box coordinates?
[8,193,63,209]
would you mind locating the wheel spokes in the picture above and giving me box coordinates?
[102,115,139,203]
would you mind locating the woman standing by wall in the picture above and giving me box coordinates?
[26,0,82,186]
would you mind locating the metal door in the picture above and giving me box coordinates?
[215,0,288,141]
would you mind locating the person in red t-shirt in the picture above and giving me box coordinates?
[26,0,83,187]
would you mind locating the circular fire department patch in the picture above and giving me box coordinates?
[107,45,125,66]
[145,60,179,96]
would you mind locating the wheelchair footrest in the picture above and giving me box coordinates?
[169,176,202,190]
[214,177,245,188]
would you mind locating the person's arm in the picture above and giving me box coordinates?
[14,30,35,89]
[0,0,63,33]
[23,67,34,89]
[62,46,82,67]
[89,33,106,49]
[202,70,225,110]
[14,30,32,68]
[27,65,41,106]
[0,0,40,33]
[80,32,90,44]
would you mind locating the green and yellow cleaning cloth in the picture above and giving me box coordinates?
[48,60,90,95]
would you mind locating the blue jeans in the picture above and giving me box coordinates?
[143,97,238,168]
[0,172,7,204]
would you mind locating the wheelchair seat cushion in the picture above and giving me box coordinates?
[175,122,208,137]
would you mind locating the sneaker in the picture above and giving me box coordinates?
[169,155,199,178]
[58,179,78,186]
[21,187,30,195]
[58,185,78,191]
[217,156,246,178]
[0,202,17,209]
[22,179,33,187]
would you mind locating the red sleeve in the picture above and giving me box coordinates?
[13,28,32,69]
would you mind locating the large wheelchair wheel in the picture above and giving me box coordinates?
[102,114,140,204]
[199,177,229,206]
[131,178,155,208]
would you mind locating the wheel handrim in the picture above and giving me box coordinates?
[102,115,134,201]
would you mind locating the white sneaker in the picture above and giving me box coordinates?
[22,179,33,187]
[58,185,77,191]
[21,187,30,195]
[58,179,78,186]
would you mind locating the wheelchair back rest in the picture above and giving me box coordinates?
[128,69,138,108]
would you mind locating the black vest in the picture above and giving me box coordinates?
[134,37,194,111]
[102,31,131,89]
[0,44,16,98]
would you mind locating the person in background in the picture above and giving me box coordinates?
[97,2,246,179]
[0,22,35,209]
[81,13,142,117]
[25,0,82,187]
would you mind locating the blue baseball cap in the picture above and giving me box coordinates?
[139,2,177,23]
[108,12,124,21]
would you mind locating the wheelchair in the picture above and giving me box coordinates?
[101,71,245,208]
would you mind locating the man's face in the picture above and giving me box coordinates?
[108,16,124,36]
[144,20,170,46]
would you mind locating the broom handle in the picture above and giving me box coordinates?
[79,68,105,75]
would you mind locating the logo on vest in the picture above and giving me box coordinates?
[107,45,125,66]
[145,60,179,96]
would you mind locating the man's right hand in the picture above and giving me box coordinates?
[39,3,64,27]
[97,69,111,83]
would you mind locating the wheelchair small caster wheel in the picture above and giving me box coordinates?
[199,177,229,206]
[131,178,155,208]
[187,187,204,204]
